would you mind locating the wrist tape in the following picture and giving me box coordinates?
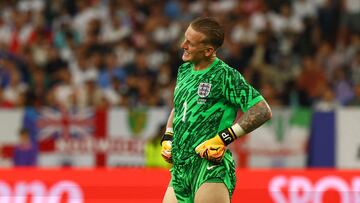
[218,123,246,146]
[160,130,173,146]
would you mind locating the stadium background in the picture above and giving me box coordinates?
[0,0,359,202]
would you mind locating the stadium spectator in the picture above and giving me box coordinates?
[313,84,340,111]
[24,68,48,107]
[98,51,127,88]
[259,80,283,106]
[2,67,27,107]
[69,49,98,88]
[348,84,360,106]
[332,68,354,105]
[51,68,76,109]
[296,55,327,106]
[350,49,360,85]
[13,128,37,166]
[76,73,104,108]
[230,15,257,46]
[270,3,304,34]
[292,0,317,20]
[340,0,360,34]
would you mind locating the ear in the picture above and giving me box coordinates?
[204,46,215,57]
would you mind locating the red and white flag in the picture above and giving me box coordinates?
[0,107,170,167]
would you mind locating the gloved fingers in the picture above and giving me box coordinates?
[209,146,225,156]
[162,141,172,149]
[161,148,172,163]
[161,149,171,157]
[195,146,207,158]
[161,140,172,163]
[195,141,206,154]
[204,146,225,164]
[161,152,172,163]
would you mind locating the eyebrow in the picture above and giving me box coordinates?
[184,36,205,46]
[184,31,207,46]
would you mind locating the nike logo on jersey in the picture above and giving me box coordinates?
[207,165,218,170]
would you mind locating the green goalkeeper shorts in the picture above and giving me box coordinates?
[169,150,236,202]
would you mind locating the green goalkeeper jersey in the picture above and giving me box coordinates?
[172,57,264,164]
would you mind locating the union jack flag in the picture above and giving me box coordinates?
[37,107,95,140]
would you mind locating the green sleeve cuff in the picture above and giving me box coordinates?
[243,96,264,112]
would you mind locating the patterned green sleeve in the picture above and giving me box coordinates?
[223,68,264,112]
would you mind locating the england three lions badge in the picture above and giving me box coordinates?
[198,82,212,98]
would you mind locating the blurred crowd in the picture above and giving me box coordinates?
[0,0,359,111]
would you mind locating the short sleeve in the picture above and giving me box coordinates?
[223,69,264,112]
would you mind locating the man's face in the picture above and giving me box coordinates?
[180,25,210,63]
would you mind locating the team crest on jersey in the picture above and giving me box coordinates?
[198,82,212,98]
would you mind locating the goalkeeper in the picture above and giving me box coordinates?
[161,17,272,203]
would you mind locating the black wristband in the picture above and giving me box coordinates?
[160,132,173,146]
[218,127,237,146]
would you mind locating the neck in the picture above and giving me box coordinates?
[193,56,216,71]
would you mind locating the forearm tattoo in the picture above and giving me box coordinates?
[238,100,272,133]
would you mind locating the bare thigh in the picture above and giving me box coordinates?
[162,186,178,203]
[194,182,230,203]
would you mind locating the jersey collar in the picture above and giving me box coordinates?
[191,58,219,75]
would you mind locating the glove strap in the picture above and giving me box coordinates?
[218,127,237,146]
[161,131,173,146]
